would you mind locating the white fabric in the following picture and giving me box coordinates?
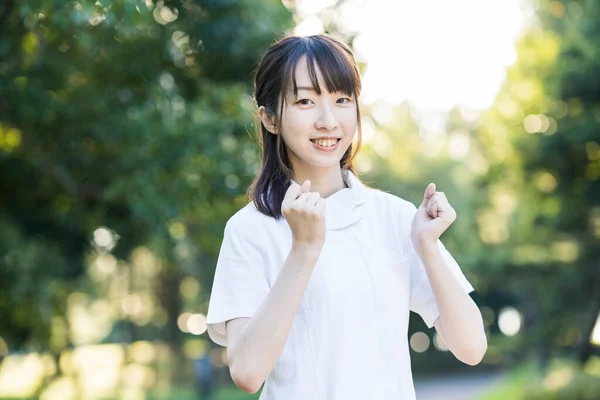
[206,169,475,399]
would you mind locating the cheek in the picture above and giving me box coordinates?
[340,108,358,132]
[282,109,312,137]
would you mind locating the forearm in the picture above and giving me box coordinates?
[228,243,321,389]
[417,242,487,365]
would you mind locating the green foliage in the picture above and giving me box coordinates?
[146,385,259,400]
[475,0,600,363]
[358,0,600,373]
[478,363,538,400]
[0,0,292,348]
[1,0,598,387]
[480,358,600,400]
[213,386,261,400]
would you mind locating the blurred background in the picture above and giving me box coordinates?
[0,0,599,399]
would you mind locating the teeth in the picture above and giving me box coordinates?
[313,139,337,147]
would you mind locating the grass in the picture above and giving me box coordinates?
[477,363,537,400]
[477,357,600,400]
[213,386,261,400]
[146,385,260,400]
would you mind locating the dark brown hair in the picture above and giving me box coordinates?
[247,34,363,219]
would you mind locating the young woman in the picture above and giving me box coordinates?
[206,34,487,399]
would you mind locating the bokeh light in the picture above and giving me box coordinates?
[498,307,522,337]
[187,314,207,336]
[93,227,119,251]
[591,314,600,346]
[433,332,449,352]
[177,312,192,333]
[410,332,431,353]
[180,277,200,299]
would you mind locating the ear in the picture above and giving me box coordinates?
[258,106,277,134]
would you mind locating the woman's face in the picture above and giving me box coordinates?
[275,55,358,170]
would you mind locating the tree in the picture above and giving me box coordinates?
[475,0,600,367]
[0,0,293,349]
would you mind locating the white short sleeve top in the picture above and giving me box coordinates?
[206,170,475,399]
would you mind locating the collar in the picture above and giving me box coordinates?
[291,169,367,230]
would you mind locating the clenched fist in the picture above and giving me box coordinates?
[282,180,326,250]
[411,182,457,255]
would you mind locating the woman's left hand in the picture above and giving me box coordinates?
[411,183,456,255]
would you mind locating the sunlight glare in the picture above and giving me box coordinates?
[296,0,531,112]
[294,16,324,36]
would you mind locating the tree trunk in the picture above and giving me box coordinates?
[159,268,181,346]
[522,281,549,373]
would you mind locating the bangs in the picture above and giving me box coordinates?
[281,36,361,103]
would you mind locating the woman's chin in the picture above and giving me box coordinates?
[288,147,346,170]
[307,159,344,169]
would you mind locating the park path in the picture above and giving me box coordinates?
[414,371,507,400]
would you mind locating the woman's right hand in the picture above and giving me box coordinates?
[282,180,326,250]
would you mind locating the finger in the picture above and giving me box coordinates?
[305,192,321,206]
[426,197,440,218]
[295,192,319,205]
[315,198,326,214]
[419,182,436,208]
[283,182,303,204]
[431,197,449,220]
[431,192,445,203]
[293,192,314,208]
[301,180,311,193]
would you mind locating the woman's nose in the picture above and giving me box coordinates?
[315,105,338,131]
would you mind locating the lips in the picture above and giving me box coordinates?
[311,138,341,152]
[310,138,341,147]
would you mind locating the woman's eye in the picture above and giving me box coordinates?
[337,97,352,104]
[296,99,313,105]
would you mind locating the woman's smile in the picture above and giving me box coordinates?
[310,138,341,152]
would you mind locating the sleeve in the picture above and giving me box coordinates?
[406,205,475,329]
[205,218,270,347]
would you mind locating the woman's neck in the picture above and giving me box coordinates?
[291,166,348,199]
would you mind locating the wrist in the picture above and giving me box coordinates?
[291,242,323,258]
[414,238,439,259]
